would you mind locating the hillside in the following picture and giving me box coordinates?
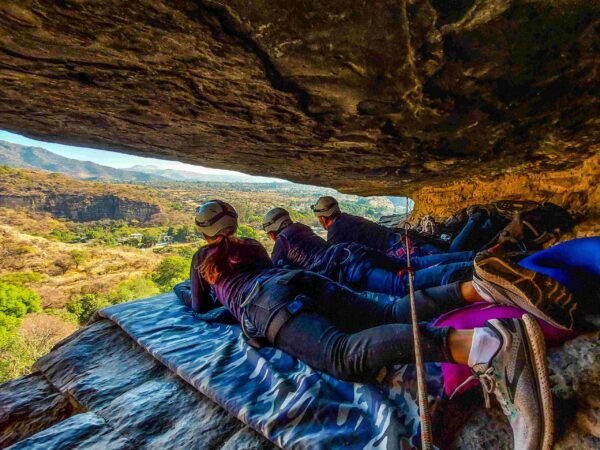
[0,141,167,182]
[128,165,281,183]
[0,166,163,223]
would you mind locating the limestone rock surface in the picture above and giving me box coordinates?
[0,320,274,450]
[0,0,597,195]
[409,152,600,234]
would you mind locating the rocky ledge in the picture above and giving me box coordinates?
[0,1,598,195]
[0,313,598,449]
[0,320,273,450]
[0,193,160,223]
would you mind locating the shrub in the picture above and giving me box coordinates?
[69,249,90,270]
[43,308,79,326]
[14,244,36,255]
[237,224,259,239]
[0,329,26,383]
[19,313,76,359]
[65,294,110,325]
[0,312,20,333]
[53,256,74,275]
[0,271,43,286]
[152,256,189,292]
[49,229,77,243]
[105,277,160,304]
[0,313,76,383]
[0,282,41,318]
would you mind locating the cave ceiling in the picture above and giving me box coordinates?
[0,0,598,195]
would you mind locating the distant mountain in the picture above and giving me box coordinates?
[128,164,282,183]
[0,141,167,182]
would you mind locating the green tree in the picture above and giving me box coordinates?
[0,282,41,318]
[237,224,258,239]
[175,245,197,259]
[105,278,160,304]
[0,313,20,334]
[69,249,90,270]
[152,256,189,292]
[142,229,162,247]
[49,228,77,243]
[65,294,111,325]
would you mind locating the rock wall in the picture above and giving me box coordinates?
[0,0,597,195]
[410,152,599,234]
[0,194,160,223]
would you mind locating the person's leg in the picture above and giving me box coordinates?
[276,309,552,450]
[412,261,473,291]
[274,311,456,382]
[347,254,472,297]
[303,271,469,331]
[434,303,577,398]
[449,213,487,252]
[411,250,475,269]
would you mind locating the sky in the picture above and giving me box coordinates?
[0,130,283,182]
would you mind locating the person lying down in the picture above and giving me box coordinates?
[262,207,474,298]
[179,200,597,450]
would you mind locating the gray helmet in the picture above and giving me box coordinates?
[311,196,340,217]
[262,207,292,234]
[194,200,238,237]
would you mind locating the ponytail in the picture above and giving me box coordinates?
[200,235,270,284]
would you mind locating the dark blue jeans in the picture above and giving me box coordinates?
[450,214,506,252]
[271,273,464,382]
[343,249,473,297]
[411,250,475,269]
[360,261,473,297]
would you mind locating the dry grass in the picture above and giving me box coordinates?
[0,224,159,308]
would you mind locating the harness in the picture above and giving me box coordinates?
[240,270,312,348]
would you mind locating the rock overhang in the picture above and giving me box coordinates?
[0,0,598,196]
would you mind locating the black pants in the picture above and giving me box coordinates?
[251,272,466,382]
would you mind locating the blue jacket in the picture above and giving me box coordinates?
[271,223,329,268]
[327,213,397,252]
[272,222,401,282]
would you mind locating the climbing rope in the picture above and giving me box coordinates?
[404,198,434,450]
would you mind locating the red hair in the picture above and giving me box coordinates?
[200,235,270,284]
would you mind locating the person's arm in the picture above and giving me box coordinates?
[190,252,218,313]
[270,237,288,266]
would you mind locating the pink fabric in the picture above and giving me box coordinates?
[433,304,577,397]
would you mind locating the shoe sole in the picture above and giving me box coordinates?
[492,200,539,219]
[474,254,575,330]
[521,314,554,450]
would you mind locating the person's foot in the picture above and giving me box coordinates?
[466,204,491,219]
[473,250,577,330]
[470,316,553,450]
[491,200,540,219]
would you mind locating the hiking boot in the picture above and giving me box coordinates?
[473,250,576,330]
[470,316,553,450]
[491,200,540,219]
[466,204,492,218]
